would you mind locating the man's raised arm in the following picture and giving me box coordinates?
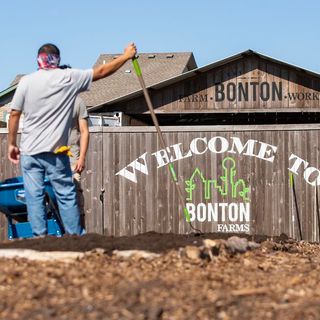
[93,43,137,81]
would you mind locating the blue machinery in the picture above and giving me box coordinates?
[0,177,64,239]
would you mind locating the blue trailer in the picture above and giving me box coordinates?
[0,176,64,239]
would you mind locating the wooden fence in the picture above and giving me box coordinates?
[1,125,320,241]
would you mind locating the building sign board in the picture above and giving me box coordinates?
[116,135,319,233]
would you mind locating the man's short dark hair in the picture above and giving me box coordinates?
[38,43,60,56]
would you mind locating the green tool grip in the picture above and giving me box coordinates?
[132,57,142,76]
[289,172,294,188]
[183,207,191,222]
[169,163,178,182]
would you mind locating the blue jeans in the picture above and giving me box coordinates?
[20,153,81,236]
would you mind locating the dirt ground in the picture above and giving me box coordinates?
[0,232,319,320]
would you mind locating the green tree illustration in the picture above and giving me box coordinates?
[185,157,250,202]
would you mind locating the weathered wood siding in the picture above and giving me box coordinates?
[1,125,320,241]
[84,125,320,241]
[105,56,320,114]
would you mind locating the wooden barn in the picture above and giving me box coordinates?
[1,49,320,241]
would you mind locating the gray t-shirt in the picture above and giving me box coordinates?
[11,68,93,155]
[69,97,88,165]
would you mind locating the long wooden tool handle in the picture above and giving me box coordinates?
[132,57,200,229]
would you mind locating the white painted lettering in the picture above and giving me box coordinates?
[228,203,238,222]
[115,152,149,183]
[152,148,171,168]
[257,142,277,162]
[219,203,228,221]
[207,203,218,221]
[189,137,208,155]
[208,136,229,153]
[197,203,207,222]
[169,143,192,162]
[186,203,196,222]
[304,167,320,186]
[239,203,250,222]
[288,154,309,175]
[228,137,257,156]
[217,224,223,231]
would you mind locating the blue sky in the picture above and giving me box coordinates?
[1,0,319,90]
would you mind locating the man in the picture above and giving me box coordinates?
[8,42,137,236]
[69,96,89,228]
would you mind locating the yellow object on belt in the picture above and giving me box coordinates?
[54,146,73,157]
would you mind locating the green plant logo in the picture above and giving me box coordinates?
[185,157,250,202]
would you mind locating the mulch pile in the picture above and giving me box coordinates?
[0,232,319,320]
[0,231,270,253]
